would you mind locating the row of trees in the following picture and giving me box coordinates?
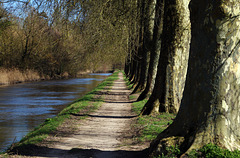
[1,0,240,156]
[124,0,240,156]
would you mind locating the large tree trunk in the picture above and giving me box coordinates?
[137,0,163,101]
[141,0,190,114]
[149,0,240,156]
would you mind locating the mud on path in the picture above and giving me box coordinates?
[9,72,148,158]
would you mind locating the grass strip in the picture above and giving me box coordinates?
[3,71,119,156]
[123,72,134,89]
[131,99,175,143]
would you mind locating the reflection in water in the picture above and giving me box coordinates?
[0,73,111,152]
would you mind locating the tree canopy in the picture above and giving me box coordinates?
[0,0,132,77]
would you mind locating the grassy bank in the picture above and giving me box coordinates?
[2,71,119,156]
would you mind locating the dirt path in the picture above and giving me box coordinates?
[13,72,148,158]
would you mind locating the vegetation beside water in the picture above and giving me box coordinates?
[2,71,119,156]
[0,1,125,83]
[0,68,42,85]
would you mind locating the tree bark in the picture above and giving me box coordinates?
[149,0,240,156]
[132,0,155,94]
[137,0,163,101]
[141,0,190,114]
[130,0,144,88]
[128,53,137,83]
[124,0,139,82]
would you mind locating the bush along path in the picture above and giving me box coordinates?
[4,71,148,158]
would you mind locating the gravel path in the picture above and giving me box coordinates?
[8,72,148,158]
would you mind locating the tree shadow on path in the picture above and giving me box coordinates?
[10,144,149,158]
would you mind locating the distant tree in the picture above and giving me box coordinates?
[0,5,11,32]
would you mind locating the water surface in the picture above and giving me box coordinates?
[0,73,111,152]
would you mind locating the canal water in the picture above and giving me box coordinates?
[0,73,111,152]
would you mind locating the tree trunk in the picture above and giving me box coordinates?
[132,0,155,94]
[128,45,138,83]
[124,54,131,77]
[141,0,190,114]
[149,0,240,156]
[130,0,144,89]
[125,0,138,82]
[137,0,163,101]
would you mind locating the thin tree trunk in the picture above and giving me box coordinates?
[125,0,138,81]
[131,0,144,89]
[149,0,240,156]
[128,55,136,82]
[128,41,139,83]
[132,0,155,94]
[137,0,163,101]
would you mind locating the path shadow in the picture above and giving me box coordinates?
[110,88,128,90]
[70,148,149,158]
[10,144,149,158]
[92,91,130,96]
[103,101,135,104]
[70,113,137,119]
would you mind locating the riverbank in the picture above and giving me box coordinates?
[1,71,118,156]
[0,68,42,85]
[2,71,150,158]
[0,68,114,86]
[1,71,179,158]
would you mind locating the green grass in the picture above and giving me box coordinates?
[187,144,240,158]
[156,143,240,158]
[156,145,181,158]
[4,71,119,155]
[129,95,137,100]
[131,99,175,143]
[132,99,148,115]
[136,113,175,142]
[123,72,134,89]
